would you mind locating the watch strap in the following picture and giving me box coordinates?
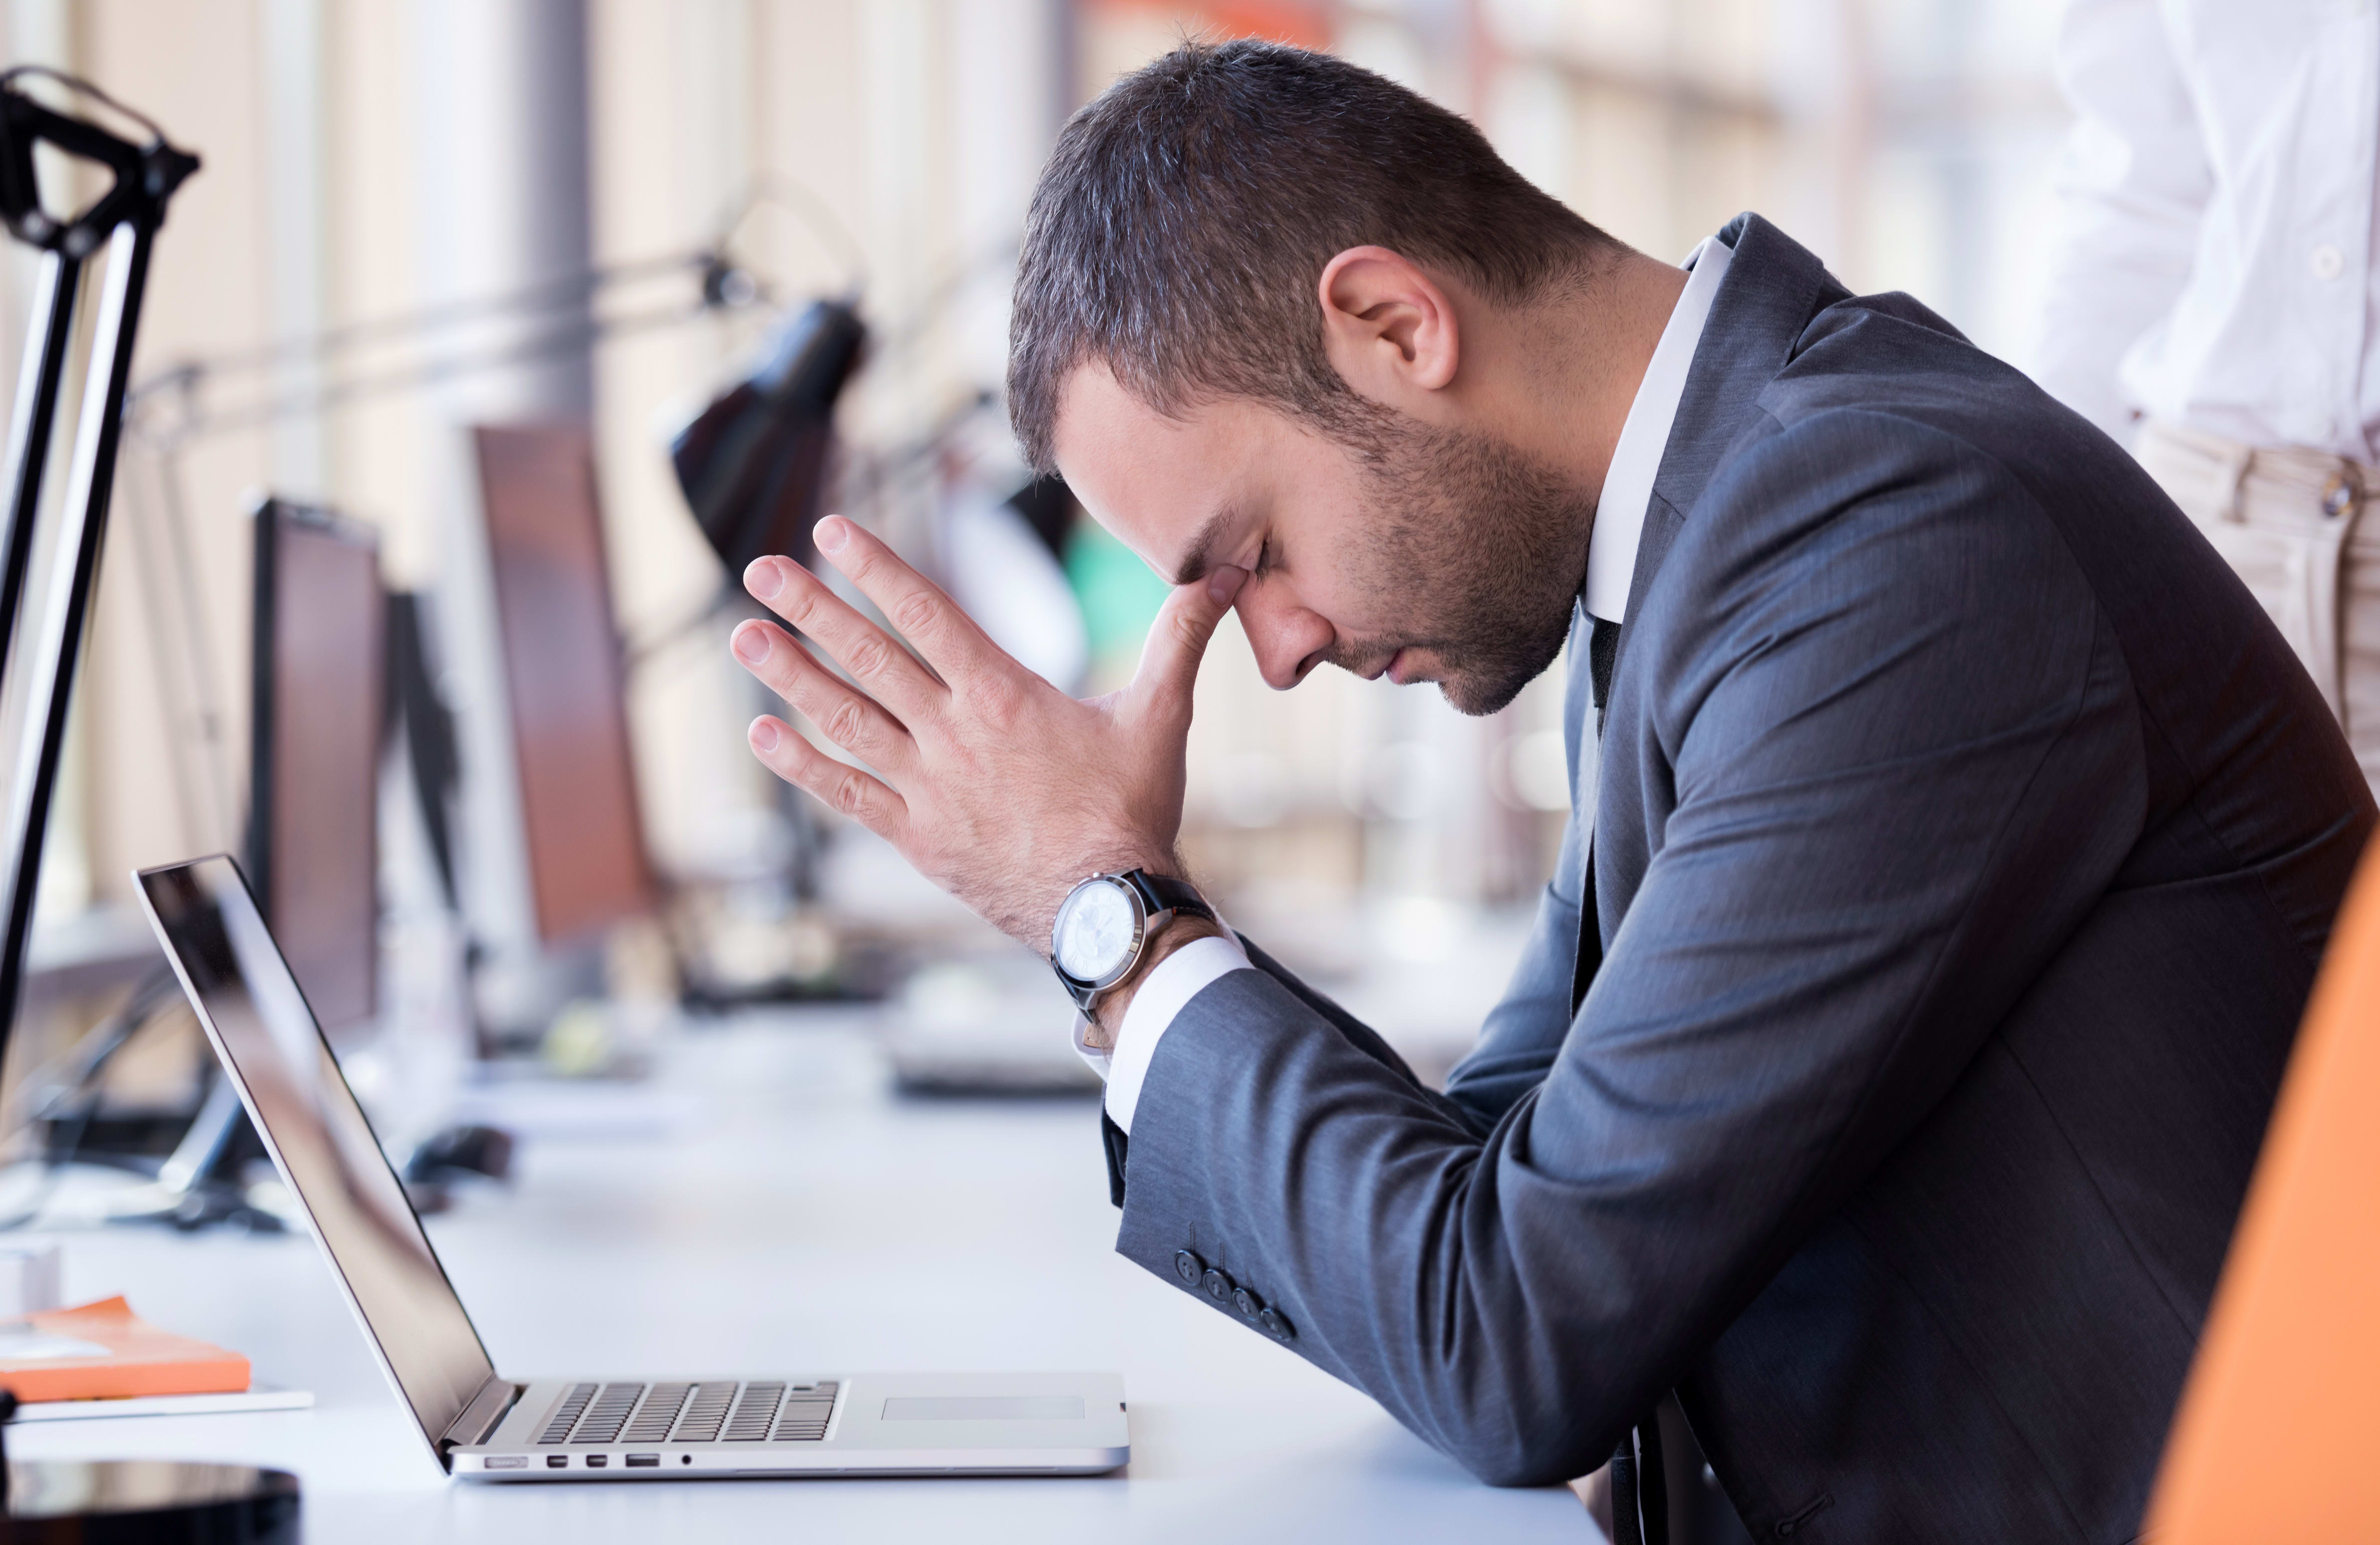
[1128,870,1214,924]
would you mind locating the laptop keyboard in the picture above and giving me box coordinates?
[535,1380,840,1445]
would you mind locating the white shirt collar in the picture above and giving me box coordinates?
[1583,234,1734,623]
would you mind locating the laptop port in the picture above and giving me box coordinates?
[626,1455,659,1468]
[546,1455,568,1469]
[584,1454,607,1468]
[484,1456,527,1470]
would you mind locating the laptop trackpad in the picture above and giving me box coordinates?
[880,1396,1084,1422]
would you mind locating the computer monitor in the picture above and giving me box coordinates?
[246,497,383,1042]
[386,590,461,912]
[471,425,656,944]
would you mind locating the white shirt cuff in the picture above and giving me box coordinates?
[1078,932,1251,1135]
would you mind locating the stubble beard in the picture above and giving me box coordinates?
[1326,414,1595,716]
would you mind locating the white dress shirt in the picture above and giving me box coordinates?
[1587,236,1733,622]
[1081,234,1736,1134]
[2028,0,2380,461]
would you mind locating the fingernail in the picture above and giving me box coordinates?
[750,718,780,752]
[1208,565,1247,605]
[815,516,848,553]
[745,557,784,599]
[733,624,771,664]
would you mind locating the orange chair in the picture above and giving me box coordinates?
[2145,839,2380,1542]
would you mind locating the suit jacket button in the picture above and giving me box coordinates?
[1258,1307,1294,1341]
[1173,1250,1204,1286]
[1231,1287,1261,1319]
[1201,1267,1234,1302]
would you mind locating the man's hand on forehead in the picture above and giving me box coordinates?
[731,515,1246,950]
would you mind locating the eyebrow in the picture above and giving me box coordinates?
[1169,506,1235,587]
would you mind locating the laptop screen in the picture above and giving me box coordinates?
[136,856,496,1450]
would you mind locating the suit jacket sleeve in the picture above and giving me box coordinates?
[1099,934,1470,1205]
[1107,409,2145,1488]
[1442,599,1598,1132]
[1441,806,1586,1133]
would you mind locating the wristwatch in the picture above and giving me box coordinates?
[1048,869,1215,1017]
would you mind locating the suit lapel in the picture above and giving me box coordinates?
[1640,214,1848,554]
[1572,216,1851,1008]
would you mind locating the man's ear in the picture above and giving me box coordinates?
[1317,246,1460,406]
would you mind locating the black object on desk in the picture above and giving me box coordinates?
[0,1391,301,1544]
[669,296,865,577]
[0,67,198,1061]
[0,74,299,1543]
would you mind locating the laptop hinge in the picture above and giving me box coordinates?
[441,1374,525,1453]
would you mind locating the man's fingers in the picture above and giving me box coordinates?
[731,619,917,776]
[743,552,945,719]
[1130,565,1246,720]
[811,516,1007,684]
[747,714,909,835]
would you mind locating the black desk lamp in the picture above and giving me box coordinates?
[0,1391,300,1544]
[668,296,866,576]
[0,68,198,1042]
[0,67,300,1544]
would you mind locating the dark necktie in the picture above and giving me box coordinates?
[1589,614,1621,734]
[1569,616,1622,1013]
[1574,615,1670,1545]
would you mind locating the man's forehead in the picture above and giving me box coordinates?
[1052,364,1242,579]
[1052,362,1206,467]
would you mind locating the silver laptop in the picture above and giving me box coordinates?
[134,855,1129,1480]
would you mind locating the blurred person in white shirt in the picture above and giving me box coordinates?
[2029,0,2380,793]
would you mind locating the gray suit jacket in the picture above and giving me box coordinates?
[1103,214,2375,1541]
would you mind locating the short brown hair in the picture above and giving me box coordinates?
[1008,38,1615,472]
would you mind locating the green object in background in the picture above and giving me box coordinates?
[1063,517,1172,674]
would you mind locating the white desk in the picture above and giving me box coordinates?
[6,1017,1588,1542]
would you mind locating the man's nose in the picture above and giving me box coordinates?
[1238,592,1334,690]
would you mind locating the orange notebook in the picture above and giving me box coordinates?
[0,1296,250,1402]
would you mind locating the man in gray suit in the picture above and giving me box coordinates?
[725,40,2375,1544]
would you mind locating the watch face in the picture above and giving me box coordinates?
[1053,877,1141,983]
